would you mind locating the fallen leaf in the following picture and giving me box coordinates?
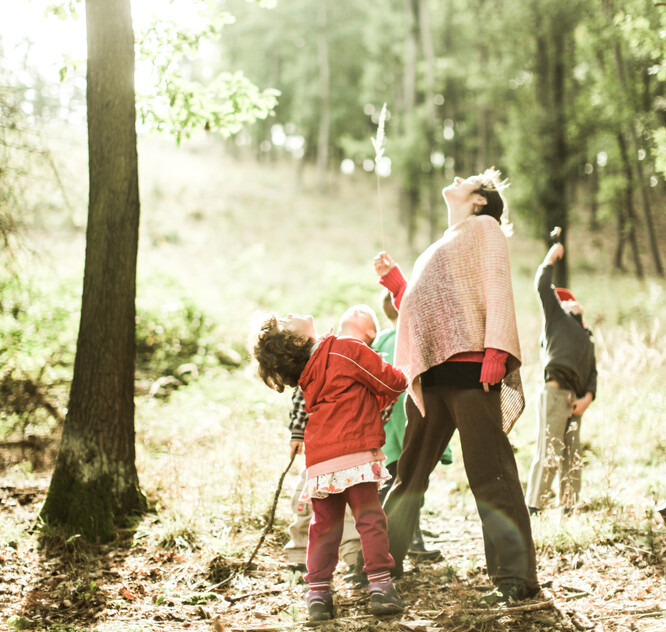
[119,587,137,601]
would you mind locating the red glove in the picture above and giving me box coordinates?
[480,348,508,384]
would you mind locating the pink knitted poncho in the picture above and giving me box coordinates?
[394,214,525,433]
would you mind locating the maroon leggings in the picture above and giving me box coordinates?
[304,482,394,584]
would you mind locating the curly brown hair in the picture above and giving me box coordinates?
[252,314,315,392]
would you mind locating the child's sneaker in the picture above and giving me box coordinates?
[369,585,405,616]
[306,589,334,622]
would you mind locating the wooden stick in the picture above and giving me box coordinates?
[446,599,555,617]
[243,452,297,572]
[594,608,666,621]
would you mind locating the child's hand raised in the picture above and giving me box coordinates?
[374,251,396,277]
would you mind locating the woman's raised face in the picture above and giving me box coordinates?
[441,175,482,204]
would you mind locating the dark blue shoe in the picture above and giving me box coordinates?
[369,586,405,616]
[306,590,334,622]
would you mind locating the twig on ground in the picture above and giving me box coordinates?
[593,608,666,621]
[570,611,595,630]
[434,598,554,621]
[228,626,295,631]
[243,452,297,572]
[464,599,554,616]
[225,588,285,603]
[564,592,589,602]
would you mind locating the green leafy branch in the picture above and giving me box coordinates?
[135,8,279,142]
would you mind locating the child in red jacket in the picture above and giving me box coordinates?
[253,312,407,622]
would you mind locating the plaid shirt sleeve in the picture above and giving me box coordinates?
[288,387,308,442]
[380,403,394,424]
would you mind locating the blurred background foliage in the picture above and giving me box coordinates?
[0,0,664,446]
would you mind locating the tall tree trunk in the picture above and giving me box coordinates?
[316,0,330,193]
[588,161,600,231]
[40,0,146,541]
[550,23,569,287]
[419,0,440,242]
[474,0,489,173]
[617,132,644,278]
[614,202,626,272]
[533,2,570,287]
[604,0,663,276]
[403,0,418,115]
[632,143,663,276]
[398,0,420,249]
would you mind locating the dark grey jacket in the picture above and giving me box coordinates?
[536,263,597,399]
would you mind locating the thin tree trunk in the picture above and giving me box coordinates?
[474,0,489,172]
[316,0,330,193]
[419,0,440,242]
[40,0,146,541]
[617,132,644,278]
[399,0,420,248]
[403,0,418,114]
[551,23,569,288]
[589,162,599,231]
[604,0,663,276]
[633,147,663,275]
[533,2,570,287]
[614,202,626,272]
[315,0,330,192]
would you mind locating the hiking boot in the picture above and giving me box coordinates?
[306,590,334,622]
[342,563,368,586]
[286,563,307,584]
[288,563,307,573]
[369,586,405,616]
[407,524,443,561]
[479,583,541,606]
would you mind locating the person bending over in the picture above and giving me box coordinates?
[252,312,407,621]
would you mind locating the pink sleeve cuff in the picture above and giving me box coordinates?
[480,348,508,384]
[379,265,408,310]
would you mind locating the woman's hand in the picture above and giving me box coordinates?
[289,440,303,458]
[374,251,396,277]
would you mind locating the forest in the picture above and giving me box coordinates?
[0,0,664,631]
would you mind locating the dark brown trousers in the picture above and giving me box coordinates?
[383,386,539,590]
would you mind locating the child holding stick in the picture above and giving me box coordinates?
[252,312,407,621]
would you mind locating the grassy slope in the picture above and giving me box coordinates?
[134,133,666,588]
[2,130,665,630]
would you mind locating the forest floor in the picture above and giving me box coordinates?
[1,470,664,632]
[2,134,665,632]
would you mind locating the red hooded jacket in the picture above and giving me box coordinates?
[298,334,407,468]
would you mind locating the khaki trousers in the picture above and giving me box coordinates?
[525,384,582,510]
[384,386,538,590]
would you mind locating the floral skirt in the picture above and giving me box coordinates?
[300,460,391,501]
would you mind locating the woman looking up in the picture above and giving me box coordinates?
[373,169,540,603]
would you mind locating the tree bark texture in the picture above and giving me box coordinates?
[418,0,441,242]
[616,132,644,278]
[316,0,330,193]
[40,0,146,541]
[533,2,571,287]
[399,0,420,249]
[604,0,663,276]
